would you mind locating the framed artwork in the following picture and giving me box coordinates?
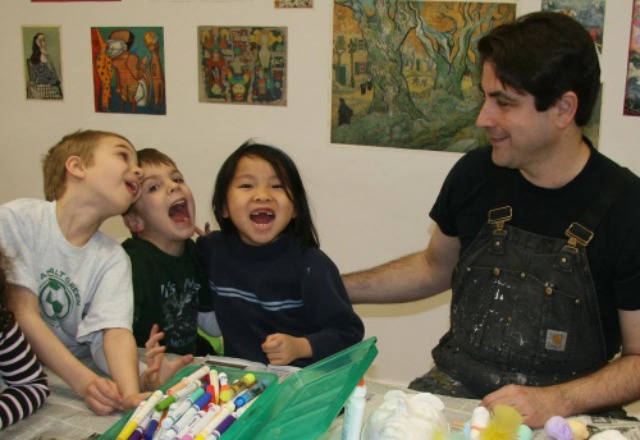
[541,0,606,54]
[624,0,640,116]
[32,0,120,2]
[331,1,515,152]
[23,26,63,100]
[198,26,287,106]
[275,0,313,8]
[91,27,166,115]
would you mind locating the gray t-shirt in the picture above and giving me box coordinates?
[0,199,134,371]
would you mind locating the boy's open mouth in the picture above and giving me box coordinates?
[250,209,274,224]
[126,181,140,198]
[169,199,190,223]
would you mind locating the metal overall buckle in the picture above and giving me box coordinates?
[488,206,512,231]
[565,222,594,249]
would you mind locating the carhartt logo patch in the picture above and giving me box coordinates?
[545,330,568,351]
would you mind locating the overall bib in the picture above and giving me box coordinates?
[427,167,635,398]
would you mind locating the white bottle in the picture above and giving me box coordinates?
[342,379,367,440]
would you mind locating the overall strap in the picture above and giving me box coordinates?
[565,167,637,248]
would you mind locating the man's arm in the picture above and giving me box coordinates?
[482,309,640,428]
[7,284,124,415]
[343,225,461,304]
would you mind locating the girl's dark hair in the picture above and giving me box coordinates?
[212,141,319,248]
[30,33,44,65]
[0,249,15,332]
[478,11,600,127]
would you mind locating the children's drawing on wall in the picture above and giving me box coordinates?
[91,27,166,115]
[331,1,515,152]
[23,26,63,100]
[198,26,287,106]
[625,0,640,116]
[275,0,313,8]
[541,0,605,54]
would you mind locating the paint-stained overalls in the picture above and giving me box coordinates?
[422,167,636,397]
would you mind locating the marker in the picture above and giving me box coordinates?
[207,412,237,439]
[128,410,153,440]
[209,370,219,404]
[115,390,164,440]
[233,396,258,418]
[156,380,201,412]
[193,402,235,440]
[163,390,213,440]
[217,373,230,402]
[162,386,206,432]
[220,373,255,403]
[180,404,221,440]
[143,409,163,440]
[167,366,210,395]
[233,379,266,408]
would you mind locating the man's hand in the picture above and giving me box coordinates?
[141,324,194,391]
[81,375,124,415]
[481,384,567,428]
[261,333,312,366]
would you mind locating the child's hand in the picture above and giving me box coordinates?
[142,324,194,391]
[82,375,124,415]
[261,333,312,366]
[122,391,152,413]
[195,222,211,237]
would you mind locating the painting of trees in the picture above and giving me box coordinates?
[331,0,515,152]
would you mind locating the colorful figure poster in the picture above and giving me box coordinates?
[23,26,63,100]
[91,27,166,115]
[198,26,287,106]
[331,1,515,152]
[625,0,640,116]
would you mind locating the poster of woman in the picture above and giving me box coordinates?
[22,27,63,100]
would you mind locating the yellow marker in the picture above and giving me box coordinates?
[116,390,164,440]
[209,369,219,404]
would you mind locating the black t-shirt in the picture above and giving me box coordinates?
[430,142,640,358]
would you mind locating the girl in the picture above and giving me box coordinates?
[197,141,364,367]
[0,249,50,429]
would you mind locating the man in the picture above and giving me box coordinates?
[344,12,640,428]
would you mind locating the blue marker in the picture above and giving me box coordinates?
[143,409,163,440]
[233,379,267,408]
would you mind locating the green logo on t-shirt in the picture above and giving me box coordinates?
[39,270,77,326]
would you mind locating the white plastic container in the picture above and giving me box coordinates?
[341,379,367,440]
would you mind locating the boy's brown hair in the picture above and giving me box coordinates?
[43,129,132,201]
[136,148,177,170]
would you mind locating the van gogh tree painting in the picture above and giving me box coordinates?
[331,1,515,152]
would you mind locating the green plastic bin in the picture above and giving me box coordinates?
[101,337,378,439]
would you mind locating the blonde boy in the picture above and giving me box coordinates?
[0,130,190,415]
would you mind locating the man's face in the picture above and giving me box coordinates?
[475,61,557,173]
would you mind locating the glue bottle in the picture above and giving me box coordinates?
[341,379,367,440]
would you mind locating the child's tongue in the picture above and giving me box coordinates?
[169,203,189,223]
[251,211,273,224]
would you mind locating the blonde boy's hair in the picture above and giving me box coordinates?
[43,129,132,201]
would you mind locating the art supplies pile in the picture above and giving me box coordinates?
[101,337,378,440]
[107,365,276,440]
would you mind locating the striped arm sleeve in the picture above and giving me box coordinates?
[0,321,50,429]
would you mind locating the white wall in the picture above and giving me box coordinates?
[1,0,638,387]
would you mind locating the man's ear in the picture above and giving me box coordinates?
[123,211,145,233]
[65,156,86,179]
[555,91,579,129]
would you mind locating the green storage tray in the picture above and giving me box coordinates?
[224,337,378,439]
[100,337,377,440]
